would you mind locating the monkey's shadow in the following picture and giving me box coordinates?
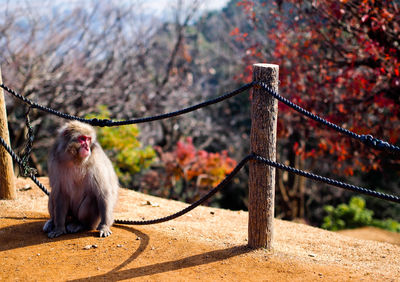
[0,218,52,252]
[71,224,252,281]
[1,218,251,281]
[0,218,149,254]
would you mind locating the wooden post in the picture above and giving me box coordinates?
[0,67,16,199]
[248,63,278,249]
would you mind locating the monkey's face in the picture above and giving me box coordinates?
[65,135,92,163]
[77,135,92,159]
[57,121,97,165]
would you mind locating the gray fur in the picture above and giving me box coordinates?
[44,121,119,238]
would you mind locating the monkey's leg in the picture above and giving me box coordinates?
[44,189,56,233]
[47,192,69,238]
[76,195,100,234]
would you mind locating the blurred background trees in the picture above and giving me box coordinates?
[1,0,399,228]
[231,0,400,223]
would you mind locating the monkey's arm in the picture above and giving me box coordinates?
[91,145,118,237]
[96,191,115,237]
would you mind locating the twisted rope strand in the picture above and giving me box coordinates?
[113,153,400,225]
[250,153,400,204]
[19,107,38,177]
[2,132,399,226]
[0,135,50,195]
[0,83,254,127]
[256,81,400,154]
[1,80,399,226]
[0,84,88,123]
[114,154,253,225]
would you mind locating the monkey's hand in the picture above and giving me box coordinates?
[98,225,112,237]
[47,227,66,238]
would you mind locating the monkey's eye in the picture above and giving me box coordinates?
[77,135,91,144]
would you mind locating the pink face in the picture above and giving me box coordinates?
[78,135,92,159]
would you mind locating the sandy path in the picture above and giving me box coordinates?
[0,177,399,281]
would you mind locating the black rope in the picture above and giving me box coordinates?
[0,84,89,123]
[0,135,49,196]
[0,83,254,127]
[114,154,253,225]
[19,107,37,177]
[3,80,398,151]
[1,132,399,225]
[249,153,400,204]
[1,80,399,225]
[256,81,400,154]
[113,153,400,225]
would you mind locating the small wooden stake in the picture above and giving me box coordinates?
[248,63,279,249]
[0,67,16,199]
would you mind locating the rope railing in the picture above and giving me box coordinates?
[2,130,398,226]
[1,72,399,228]
[250,154,400,204]
[2,82,398,153]
[256,81,400,154]
[116,152,400,225]
[0,135,49,196]
[115,154,254,225]
[0,83,254,126]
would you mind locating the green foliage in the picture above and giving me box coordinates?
[87,106,156,187]
[371,219,400,233]
[322,197,400,233]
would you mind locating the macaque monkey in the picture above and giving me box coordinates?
[43,121,119,238]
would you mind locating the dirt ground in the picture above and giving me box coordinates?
[1,177,400,281]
